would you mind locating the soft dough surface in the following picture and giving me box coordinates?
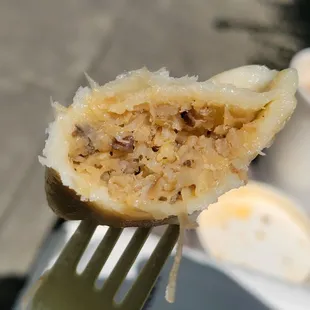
[40,66,298,220]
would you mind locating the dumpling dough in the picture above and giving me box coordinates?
[40,65,298,226]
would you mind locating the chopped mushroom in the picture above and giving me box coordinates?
[180,110,195,127]
[183,160,192,167]
[71,124,96,157]
[71,125,85,137]
[112,136,135,152]
[204,130,212,138]
[101,171,112,182]
[85,142,96,156]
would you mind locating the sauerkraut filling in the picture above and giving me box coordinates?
[68,100,256,207]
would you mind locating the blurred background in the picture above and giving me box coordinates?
[1,0,310,309]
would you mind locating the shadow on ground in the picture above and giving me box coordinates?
[214,0,310,70]
[0,275,27,310]
[0,218,65,310]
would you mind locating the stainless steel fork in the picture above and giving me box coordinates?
[26,220,179,310]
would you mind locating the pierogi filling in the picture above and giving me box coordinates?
[68,98,257,207]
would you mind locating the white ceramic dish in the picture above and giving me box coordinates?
[197,181,310,284]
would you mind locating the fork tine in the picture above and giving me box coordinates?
[82,227,123,283]
[100,227,152,298]
[121,225,179,310]
[52,220,97,275]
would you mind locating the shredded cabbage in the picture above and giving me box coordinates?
[165,214,198,303]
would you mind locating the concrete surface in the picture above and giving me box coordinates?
[0,0,299,274]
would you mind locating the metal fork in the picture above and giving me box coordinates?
[26,220,179,310]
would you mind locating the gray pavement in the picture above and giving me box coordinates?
[0,0,297,275]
